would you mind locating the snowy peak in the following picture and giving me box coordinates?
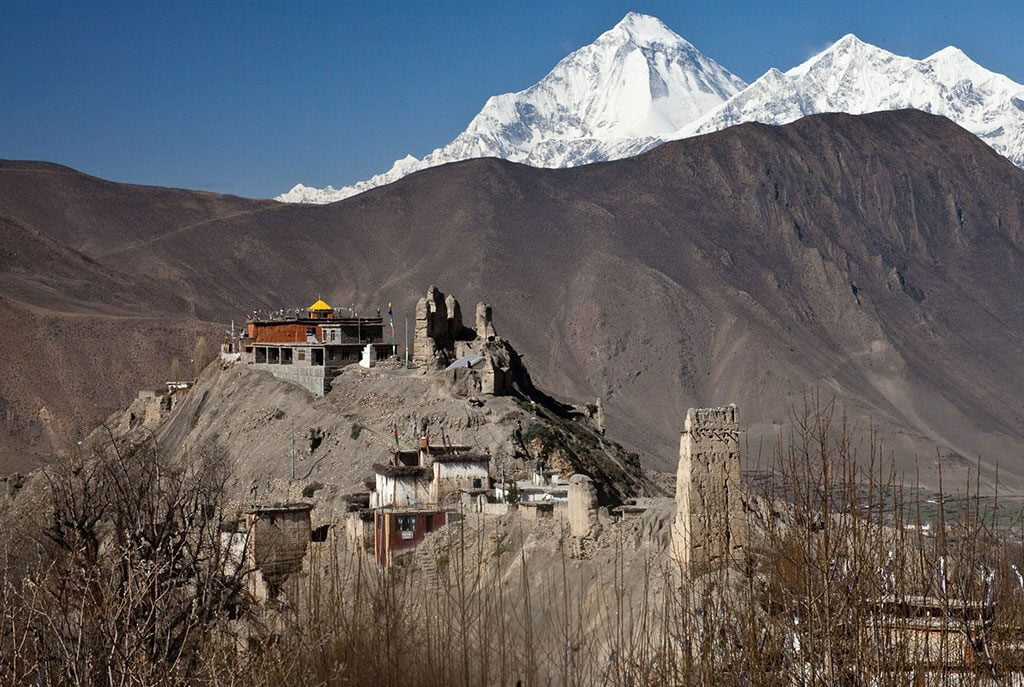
[459,11,744,143]
[607,11,695,49]
[277,18,1024,204]
[680,35,1024,168]
[276,13,746,203]
[788,34,890,75]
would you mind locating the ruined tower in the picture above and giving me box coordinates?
[445,294,463,339]
[475,302,495,340]
[568,474,602,558]
[671,405,746,571]
[413,286,449,367]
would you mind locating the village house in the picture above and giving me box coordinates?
[494,466,571,505]
[373,507,450,567]
[239,299,394,395]
[370,464,429,508]
[222,502,314,601]
[366,439,491,566]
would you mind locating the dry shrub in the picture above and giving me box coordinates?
[4,399,1024,686]
[0,435,248,686]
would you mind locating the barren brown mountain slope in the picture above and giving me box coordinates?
[0,162,273,468]
[0,212,227,469]
[3,110,1024,486]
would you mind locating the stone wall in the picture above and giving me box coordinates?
[671,405,747,571]
[245,505,312,599]
[430,460,489,504]
[345,511,374,552]
[249,363,333,396]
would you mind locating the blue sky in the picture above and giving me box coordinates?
[1,1,1021,198]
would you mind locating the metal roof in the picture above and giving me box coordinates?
[445,354,485,370]
[308,299,333,311]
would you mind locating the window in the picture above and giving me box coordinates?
[396,515,416,531]
[473,478,483,489]
[311,525,329,542]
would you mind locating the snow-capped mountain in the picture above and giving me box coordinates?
[278,17,1024,204]
[276,13,746,203]
[678,34,1024,167]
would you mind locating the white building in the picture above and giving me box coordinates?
[371,465,430,508]
[495,469,570,504]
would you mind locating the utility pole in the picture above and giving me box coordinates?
[290,425,296,481]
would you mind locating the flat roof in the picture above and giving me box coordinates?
[446,354,484,370]
[249,317,384,326]
[433,453,490,464]
[246,502,314,514]
[373,463,428,478]
[377,505,451,515]
[250,342,378,348]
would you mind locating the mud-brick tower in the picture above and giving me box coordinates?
[671,405,747,571]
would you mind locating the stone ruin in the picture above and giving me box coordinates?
[412,286,520,396]
[567,474,602,558]
[671,405,747,571]
[413,286,471,367]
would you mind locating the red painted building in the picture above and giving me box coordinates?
[373,507,450,567]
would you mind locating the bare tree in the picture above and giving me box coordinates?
[5,436,249,685]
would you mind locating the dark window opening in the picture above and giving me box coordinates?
[312,349,324,366]
[396,515,416,531]
[311,524,329,542]
[473,478,483,489]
